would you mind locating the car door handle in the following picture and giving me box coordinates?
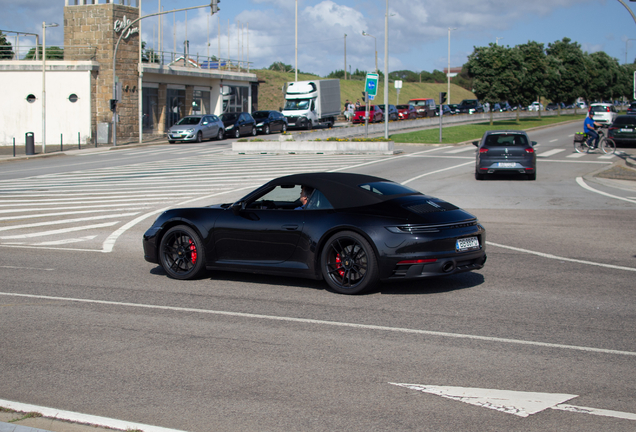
[282,224,299,230]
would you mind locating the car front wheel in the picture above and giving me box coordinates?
[234,128,240,139]
[251,126,257,136]
[217,129,224,140]
[159,225,206,280]
[321,231,378,295]
[264,125,270,135]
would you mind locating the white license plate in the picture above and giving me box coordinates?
[497,162,516,168]
[456,236,480,251]
[620,128,633,132]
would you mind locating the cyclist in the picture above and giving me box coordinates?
[583,110,602,149]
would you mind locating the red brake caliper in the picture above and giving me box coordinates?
[188,239,197,264]
[335,254,344,277]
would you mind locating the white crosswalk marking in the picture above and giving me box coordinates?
[566,153,587,159]
[537,149,566,158]
[445,146,476,154]
[0,153,386,251]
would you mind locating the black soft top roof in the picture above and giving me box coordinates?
[266,172,421,209]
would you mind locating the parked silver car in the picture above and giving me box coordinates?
[167,115,224,143]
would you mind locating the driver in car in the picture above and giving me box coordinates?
[295,186,314,210]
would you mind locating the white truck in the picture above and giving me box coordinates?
[281,79,341,130]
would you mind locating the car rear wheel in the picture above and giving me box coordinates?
[475,172,485,180]
[168,140,175,144]
[159,225,206,280]
[321,231,378,295]
[527,172,536,180]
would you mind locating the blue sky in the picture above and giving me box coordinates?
[2,0,636,76]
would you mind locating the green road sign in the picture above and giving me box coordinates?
[365,73,379,97]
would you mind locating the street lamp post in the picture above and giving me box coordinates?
[448,27,456,106]
[362,31,377,73]
[383,0,389,139]
[42,22,59,155]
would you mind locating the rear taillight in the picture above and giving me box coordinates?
[525,148,534,153]
[397,259,438,265]
[479,148,488,153]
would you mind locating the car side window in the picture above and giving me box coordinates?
[305,190,333,210]
[248,185,303,210]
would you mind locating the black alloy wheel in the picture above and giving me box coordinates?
[321,231,378,294]
[217,129,224,140]
[475,172,485,181]
[234,128,241,139]
[251,126,257,136]
[159,225,206,280]
[264,125,270,135]
[196,131,203,143]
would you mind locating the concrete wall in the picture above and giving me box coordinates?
[0,64,93,145]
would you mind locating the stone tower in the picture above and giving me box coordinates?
[64,0,140,143]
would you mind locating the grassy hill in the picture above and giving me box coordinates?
[253,69,476,111]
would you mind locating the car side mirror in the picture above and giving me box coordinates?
[472,141,479,147]
[231,201,246,215]
[531,141,537,147]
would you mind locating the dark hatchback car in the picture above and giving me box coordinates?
[473,130,537,180]
[457,99,484,114]
[376,104,399,121]
[626,102,636,115]
[608,115,636,146]
[252,110,288,135]
[143,172,486,295]
[220,112,257,138]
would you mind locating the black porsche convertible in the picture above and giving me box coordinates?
[143,172,486,294]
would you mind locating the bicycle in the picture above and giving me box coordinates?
[573,127,616,154]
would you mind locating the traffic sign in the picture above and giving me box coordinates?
[365,73,379,97]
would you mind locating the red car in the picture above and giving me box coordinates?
[396,104,417,120]
[352,105,384,124]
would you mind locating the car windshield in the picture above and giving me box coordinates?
[484,134,528,147]
[220,113,238,122]
[176,116,202,125]
[396,105,410,110]
[358,181,418,196]
[410,100,429,106]
[612,116,636,126]
[461,100,478,106]
[251,111,270,119]
[283,99,310,110]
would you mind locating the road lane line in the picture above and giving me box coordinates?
[401,161,474,185]
[0,291,634,357]
[445,146,475,154]
[0,213,138,232]
[552,404,636,421]
[486,241,636,272]
[576,177,636,204]
[0,399,187,432]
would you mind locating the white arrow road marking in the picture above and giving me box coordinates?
[389,384,636,420]
[389,384,576,417]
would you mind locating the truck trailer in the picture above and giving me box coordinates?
[282,79,341,130]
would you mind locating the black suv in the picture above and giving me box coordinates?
[457,99,484,114]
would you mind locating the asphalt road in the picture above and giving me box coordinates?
[1,122,635,432]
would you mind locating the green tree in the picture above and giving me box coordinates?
[141,41,160,63]
[545,38,586,112]
[585,51,621,103]
[269,61,293,73]
[516,41,547,118]
[0,31,14,59]
[466,43,521,124]
[24,46,64,60]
